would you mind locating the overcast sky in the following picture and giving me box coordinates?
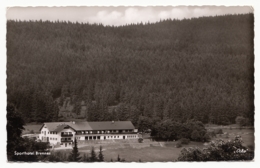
[6,6,253,26]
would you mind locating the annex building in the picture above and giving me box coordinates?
[39,121,138,148]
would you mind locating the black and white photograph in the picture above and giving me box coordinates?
[5,4,255,163]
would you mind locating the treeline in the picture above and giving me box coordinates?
[7,13,254,125]
[138,116,209,141]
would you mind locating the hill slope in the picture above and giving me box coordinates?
[7,14,254,125]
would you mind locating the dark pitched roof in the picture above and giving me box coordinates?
[40,121,135,132]
[88,121,135,130]
[39,122,77,132]
[66,122,92,131]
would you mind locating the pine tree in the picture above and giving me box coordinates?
[68,138,82,162]
[98,146,104,162]
[89,146,97,162]
[7,103,25,161]
[117,154,121,162]
[82,153,89,162]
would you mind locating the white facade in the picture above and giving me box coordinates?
[39,122,138,148]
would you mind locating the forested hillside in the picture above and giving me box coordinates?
[7,14,254,126]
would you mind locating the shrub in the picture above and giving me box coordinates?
[235,116,249,128]
[207,131,216,138]
[176,141,182,148]
[178,136,254,161]
[214,128,223,134]
[225,133,229,138]
[247,145,254,151]
[191,130,200,141]
[138,138,143,143]
[180,138,190,144]
[203,133,211,142]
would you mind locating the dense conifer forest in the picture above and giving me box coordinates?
[7,14,254,126]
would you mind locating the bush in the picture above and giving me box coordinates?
[180,138,190,144]
[138,138,143,143]
[207,131,216,138]
[178,136,254,161]
[247,145,254,151]
[203,133,211,142]
[214,128,223,134]
[225,133,229,138]
[235,116,249,128]
[191,130,200,141]
[176,141,182,148]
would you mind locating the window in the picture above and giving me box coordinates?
[117,136,119,138]
[114,136,116,138]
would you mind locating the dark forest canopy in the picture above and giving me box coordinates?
[6,14,254,126]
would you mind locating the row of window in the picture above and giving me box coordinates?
[50,138,58,140]
[60,142,72,145]
[127,135,137,138]
[61,132,73,135]
[107,136,119,138]
[41,131,58,134]
[76,130,133,134]
[42,130,134,135]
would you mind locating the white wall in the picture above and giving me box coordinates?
[39,125,76,145]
